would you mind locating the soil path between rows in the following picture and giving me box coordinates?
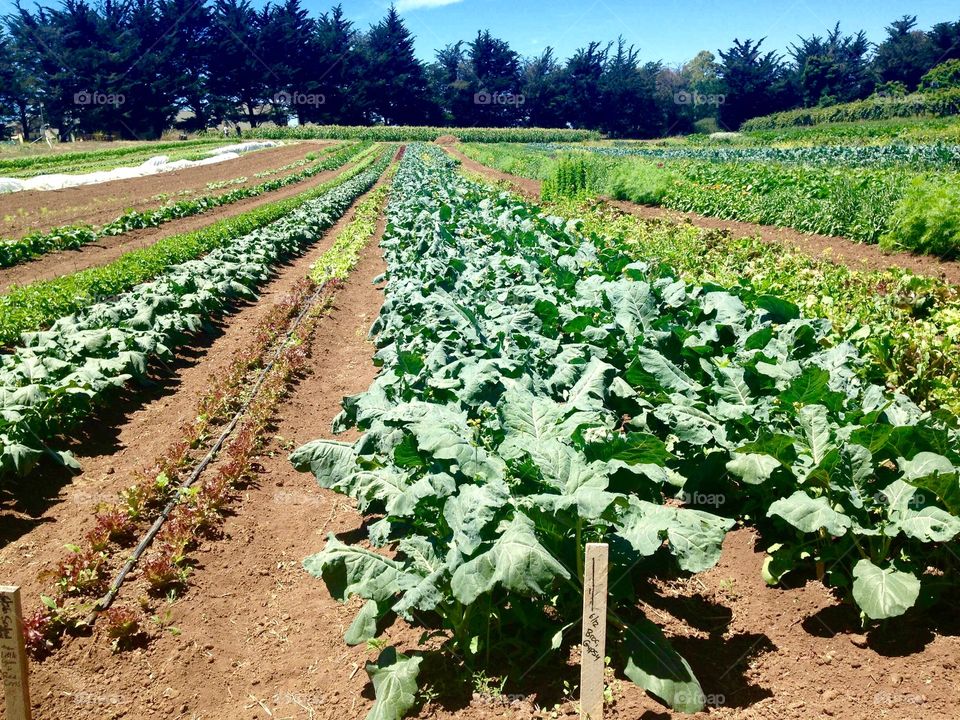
[444,144,960,285]
[0,152,361,293]
[0,142,333,240]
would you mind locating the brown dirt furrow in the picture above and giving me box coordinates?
[444,144,960,286]
[445,143,543,199]
[0,142,334,240]
[0,155,359,293]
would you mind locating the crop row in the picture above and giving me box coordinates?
[0,142,363,270]
[0,146,390,346]
[294,145,960,718]
[541,141,960,171]
[244,124,601,143]
[735,116,960,148]
[461,143,960,257]
[0,151,392,479]
[741,88,960,131]
[543,198,960,415]
[310,175,393,286]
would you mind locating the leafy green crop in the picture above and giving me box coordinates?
[464,142,910,244]
[0,153,392,478]
[535,141,960,171]
[311,178,392,286]
[880,176,960,258]
[550,199,960,414]
[294,145,960,718]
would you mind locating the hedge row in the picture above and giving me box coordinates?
[742,89,960,131]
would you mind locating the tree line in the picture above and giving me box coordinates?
[0,1,958,141]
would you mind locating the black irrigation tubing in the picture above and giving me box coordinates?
[84,165,394,625]
[84,271,330,626]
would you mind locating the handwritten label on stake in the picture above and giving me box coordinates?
[580,543,608,720]
[0,586,31,720]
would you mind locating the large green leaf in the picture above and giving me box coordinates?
[365,648,422,720]
[443,482,510,555]
[621,618,705,713]
[615,501,732,572]
[627,348,701,395]
[851,559,920,620]
[725,452,779,485]
[450,514,571,604]
[767,491,852,536]
[290,440,358,488]
[882,480,960,542]
[564,357,617,411]
[410,422,506,482]
[304,536,414,604]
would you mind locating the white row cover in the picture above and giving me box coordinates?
[0,141,283,194]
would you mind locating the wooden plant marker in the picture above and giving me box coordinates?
[580,543,608,720]
[0,586,31,720]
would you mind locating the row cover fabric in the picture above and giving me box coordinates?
[0,141,282,194]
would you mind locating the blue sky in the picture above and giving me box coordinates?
[335,0,959,65]
[344,0,960,65]
[2,0,957,66]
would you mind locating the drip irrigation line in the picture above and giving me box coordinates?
[85,280,327,625]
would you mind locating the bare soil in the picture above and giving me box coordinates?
[444,145,960,286]
[0,155,358,293]
[0,143,332,240]
[0,155,957,720]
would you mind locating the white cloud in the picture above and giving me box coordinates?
[395,0,464,11]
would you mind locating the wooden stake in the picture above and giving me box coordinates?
[0,586,31,720]
[580,543,608,720]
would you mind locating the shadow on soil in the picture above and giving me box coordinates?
[803,598,960,656]
[0,311,245,549]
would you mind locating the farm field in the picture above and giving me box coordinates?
[0,127,957,720]
[0,139,230,175]
[0,141,334,239]
[456,135,960,256]
[0,142,375,291]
